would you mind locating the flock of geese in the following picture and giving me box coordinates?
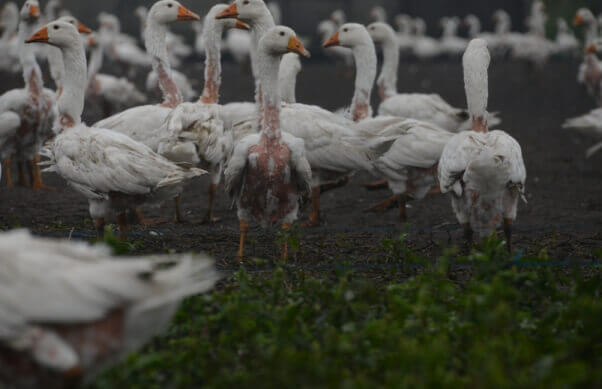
[0,0,599,386]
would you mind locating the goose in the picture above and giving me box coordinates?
[226,26,252,68]
[279,53,301,104]
[439,16,467,57]
[511,1,553,67]
[86,34,148,117]
[554,19,579,56]
[93,0,200,155]
[218,0,375,227]
[439,39,526,251]
[412,18,441,60]
[45,15,92,97]
[0,2,20,74]
[370,6,387,23]
[490,10,523,57]
[42,0,62,22]
[0,1,57,190]
[317,19,354,72]
[267,1,282,24]
[192,20,205,56]
[157,4,253,224]
[0,229,218,388]
[224,26,312,262]
[368,22,482,132]
[394,14,415,55]
[573,8,599,46]
[563,108,602,158]
[577,39,602,106]
[325,23,456,221]
[26,21,206,239]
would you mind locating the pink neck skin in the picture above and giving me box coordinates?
[352,91,372,122]
[260,100,281,147]
[472,116,488,133]
[26,71,42,106]
[156,62,182,108]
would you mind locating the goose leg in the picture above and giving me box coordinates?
[17,161,28,187]
[94,218,105,239]
[398,194,408,223]
[463,223,473,252]
[363,179,389,191]
[201,184,221,224]
[236,220,249,263]
[174,195,184,223]
[364,195,397,213]
[117,212,128,240]
[3,159,12,187]
[281,223,292,262]
[31,155,54,191]
[136,208,167,226]
[319,176,349,194]
[305,186,321,227]
[504,218,513,253]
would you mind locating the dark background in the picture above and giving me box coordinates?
[3,0,601,41]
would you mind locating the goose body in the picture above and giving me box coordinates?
[412,18,440,60]
[563,108,602,157]
[439,39,526,248]
[0,229,218,388]
[28,20,206,238]
[0,2,21,73]
[578,39,602,106]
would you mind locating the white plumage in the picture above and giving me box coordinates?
[0,229,218,387]
[463,39,490,120]
[563,108,602,158]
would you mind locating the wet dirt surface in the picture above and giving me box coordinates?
[1,58,600,269]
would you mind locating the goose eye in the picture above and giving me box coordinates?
[54,25,59,30]
[343,28,348,32]
[279,31,285,36]
[243,0,250,4]
[167,3,173,7]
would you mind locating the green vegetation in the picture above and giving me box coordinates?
[92,238,601,388]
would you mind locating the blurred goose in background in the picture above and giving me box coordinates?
[42,0,62,22]
[573,8,599,46]
[192,20,205,56]
[563,108,602,158]
[439,39,526,251]
[0,229,218,389]
[412,18,441,60]
[554,18,579,56]
[318,19,354,75]
[98,13,151,76]
[86,33,148,117]
[394,14,415,55]
[439,16,467,57]
[325,23,456,221]
[368,22,493,132]
[0,2,21,74]
[512,1,554,67]
[0,1,57,190]
[370,6,387,23]
[577,39,602,106]
[224,27,312,262]
[27,20,206,238]
[267,1,282,24]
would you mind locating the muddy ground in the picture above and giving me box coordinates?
[0,58,600,269]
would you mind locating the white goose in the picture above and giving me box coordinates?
[325,23,456,221]
[0,1,56,189]
[368,22,481,132]
[97,13,151,74]
[157,4,252,224]
[554,18,579,56]
[412,18,441,60]
[218,0,374,227]
[224,26,312,262]
[574,8,599,46]
[93,0,200,154]
[86,33,148,117]
[563,108,602,158]
[370,6,387,23]
[394,14,415,55]
[439,39,526,250]
[0,229,218,388]
[0,2,20,73]
[279,53,302,104]
[26,21,206,239]
[577,38,602,106]
[439,16,467,57]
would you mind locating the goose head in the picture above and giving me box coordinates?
[207,4,250,32]
[26,21,80,49]
[98,13,120,32]
[148,0,200,24]
[574,8,595,27]
[259,26,310,58]
[57,15,92,34]
[323,23,371,49]
[135,6,148,22]
[394,14,412,34]
[216,0,270,24]
[20,0,40,23]
[330,9,346,26]
[367,22,396,45]
[464,14,481,37]
[414,18,427,36]
[370,6,387,23]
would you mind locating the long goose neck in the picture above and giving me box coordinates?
[58,42,87,129]
[200,17,224,104]
[47,47,65,94]
[279,56,298,104]
[257,48,281,142]
[249,12,275,80]
[87,45,103,82]
[351,43,376,122]
[18,21,44,98]
[145,17,182,107]
[377,38,399,101]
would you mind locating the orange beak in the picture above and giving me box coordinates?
[25,26,49,44]
[216,3,238,19]
[77,21,92,34]
[177,5,200,21]
[235,20,250,30]
[287,35,310,58]
[585,43,596,54]
[573,14,584,26]
[323,31,340,48]
[29,4,40,18]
